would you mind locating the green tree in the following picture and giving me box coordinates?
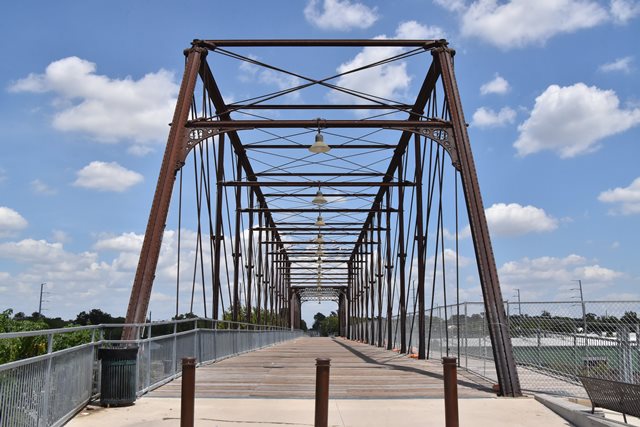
[0,309,48,364]
[320,312,339,336]
[312,312,326,331]
[621,311,640,325]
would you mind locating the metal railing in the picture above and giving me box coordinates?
[0,319,302,427]
[352,300,640,397]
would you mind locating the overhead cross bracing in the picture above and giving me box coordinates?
[123,39,521,396]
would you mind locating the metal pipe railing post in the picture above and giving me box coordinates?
[314,358,331,427]
[443,356,459,427]
[180,357,196,427]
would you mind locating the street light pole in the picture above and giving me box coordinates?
[514,289,521,316]
[572,280,586,334]
[38,283,47,315]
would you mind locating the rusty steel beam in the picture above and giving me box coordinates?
[227,182,413,188]
[262,193,378,198]
[262,241,375,245]
[198,59,286,250]
[123,47,206,338]
[245,144,397,150]
[187,118,450,129]
[243,208,397,213]
[350,58,441,261]
[228,103,412,110]
[198,39,444,48]
[434,48,521,396]
[254,172,384,177]
[253,227,384,232]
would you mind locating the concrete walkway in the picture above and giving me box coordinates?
[69,397,573,427]
[68,337,574,426]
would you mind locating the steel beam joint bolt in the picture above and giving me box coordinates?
[315,358,331,427]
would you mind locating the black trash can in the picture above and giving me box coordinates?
[98,347,138,406]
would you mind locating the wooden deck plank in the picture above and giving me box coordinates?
[148,337,495,399]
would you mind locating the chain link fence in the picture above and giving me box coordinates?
[0,319,301,427]
[355,300,640,397]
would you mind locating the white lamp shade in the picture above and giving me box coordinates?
[315,214,326,226]
[312,190,327,205]
[309,131,331,154]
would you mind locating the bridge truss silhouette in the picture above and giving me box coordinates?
[122,39,522,396]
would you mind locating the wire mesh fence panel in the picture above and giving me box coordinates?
[46,345,95,425]
[0,357,47,427]
[0,319,300,427]
[362,301,640,397]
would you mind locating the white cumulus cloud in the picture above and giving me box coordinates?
[610,0,640,23]
[329,21,446,105]
[471,106,516,127]
[514,83,640,158]
[498,254,623,299]
[239,57,302,100]
[433,0,467,12]
[0,207,28,237]
[599,56,633,73]
[304,0,378,30]
[460,0,608,49]
[480,74,510,95]
[598,176,640,215]
[73,161,143,192]
[94,232,144,252]
[485,203,558,236]
[9,56,178,155]
[31,179,57,195]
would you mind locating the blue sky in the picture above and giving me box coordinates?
[0,0,639,325]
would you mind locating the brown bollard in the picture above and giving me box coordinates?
[314,358,331,427]
[180,357,196,427]
[442,357,459,427]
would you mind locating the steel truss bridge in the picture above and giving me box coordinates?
[123,39,522,397]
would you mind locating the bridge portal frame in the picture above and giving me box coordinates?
[122,39,521,396]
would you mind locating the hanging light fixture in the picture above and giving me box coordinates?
[312,189,327,205]
[308,128,331,154]
[314,214,326,227]
[313,233,325,244]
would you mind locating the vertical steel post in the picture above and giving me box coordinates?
[369,227,375,345]
[232,158,242,323]
[398,156,407,353]
[180,357,196,427]
[364,233,370,343]
[212,133,225,320]
[256,212,263,325]
[269,240,275,324]
[315,358,331,427]
[347,264,352,338]
[246,190,255,324]
[443,356,459,427]
[124,47,206,336]
[385,190,394,350]
[415,133,426,359]
[358,248,364,341]
[376,210,383,347]
[434,47,521,396]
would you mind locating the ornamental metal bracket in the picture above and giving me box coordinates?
[418,127,461,172]
[178,126,247,170]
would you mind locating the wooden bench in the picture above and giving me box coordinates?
[579,376,640,423]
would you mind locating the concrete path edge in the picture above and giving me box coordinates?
[535,395,627,427]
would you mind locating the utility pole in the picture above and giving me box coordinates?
[514,289,521,316]
[572,280,586,334]
[38,283,47,316]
